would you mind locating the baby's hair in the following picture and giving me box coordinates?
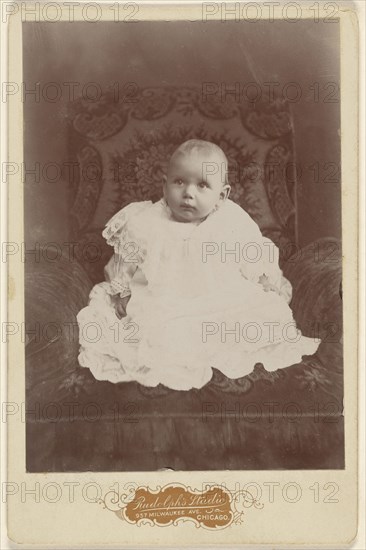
[170,139,229,185]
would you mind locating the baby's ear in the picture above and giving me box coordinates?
[220,184,231,200]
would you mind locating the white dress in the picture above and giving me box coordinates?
[77,199,319,390]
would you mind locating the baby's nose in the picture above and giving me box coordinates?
[183,183,195,197]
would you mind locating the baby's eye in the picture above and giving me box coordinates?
[174,178,184,185]
[198,181,208,188]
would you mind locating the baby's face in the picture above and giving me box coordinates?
[163,152,230,222]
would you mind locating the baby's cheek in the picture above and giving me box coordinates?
[200,197,217,214]
[168,189,180,203]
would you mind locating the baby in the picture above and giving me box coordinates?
[115,140,231,319]
[77,140,319,390]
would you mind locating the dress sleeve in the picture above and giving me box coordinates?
[255,237,292,304]
[104,252,138,298]
[102,201,151,297]
[236,208,292,304]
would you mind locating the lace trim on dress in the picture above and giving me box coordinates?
[102,201,153,253]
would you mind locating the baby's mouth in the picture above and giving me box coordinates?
[180,203,196,210]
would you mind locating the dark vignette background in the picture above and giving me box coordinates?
[23,20,340,248]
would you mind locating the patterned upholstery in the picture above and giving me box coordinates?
[67,86,297,283]
[25,88,343,471]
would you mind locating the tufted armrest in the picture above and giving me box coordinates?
[282,237,342,343]
[25,252,93,391]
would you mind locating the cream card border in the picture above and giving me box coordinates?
[5,1,360,546]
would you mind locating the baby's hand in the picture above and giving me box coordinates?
[258,274,279,293]
[258,273,288,300]
[115,295,131,319]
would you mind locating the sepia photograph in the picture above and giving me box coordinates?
[3,1,362,547]
[22,13,345,474]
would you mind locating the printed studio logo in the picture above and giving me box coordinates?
[98,483,263,529]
